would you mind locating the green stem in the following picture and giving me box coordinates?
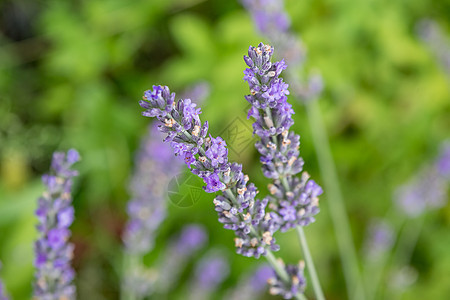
[305,99,363,300]
[296,227,326,300]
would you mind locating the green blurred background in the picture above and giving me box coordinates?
[0,0,449,299]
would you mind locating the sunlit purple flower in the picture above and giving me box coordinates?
[33,149,80,300]
[244,43,322,230]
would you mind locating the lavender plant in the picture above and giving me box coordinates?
[242,2,362,298]
[139,82,307,299]
[243,42,324,300]
[33,149,80,300]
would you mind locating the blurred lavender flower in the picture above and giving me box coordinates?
[156,225,207,294]
[224,264,272,300]
[436,141,450,179]
[0,262,8,300]
[123,124,182,255]
[139,85,281,259]
[33,149,80,300]
[363,220,394,261]
[179,81,210,106]
[417,19,450,76]
[268,260,306,299]
[395,141,450,218]
[189,251,230,300]
[244,43,322,231]
[242,0,323,102]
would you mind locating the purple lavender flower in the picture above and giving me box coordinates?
[139,85,281,259]
[123,124,183,255]
[242,0,322,102]
[436,141,450,179]
[0,262,8,300]
[224,264,272,300]
[33,149,80,300]
[395,158,448,218]
[363,220,394,261]
[268,260,306,299]
[193,252,230,292]
[417,19,450,76]
[244,43,322,231]
[156,225,207,294]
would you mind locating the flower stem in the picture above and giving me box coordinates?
[305,99,362,299]
[296,226,325,300]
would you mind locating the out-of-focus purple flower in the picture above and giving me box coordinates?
[242,0,323,102]
[195,253,229,290]
[417,19,450,76]
[363,220,394,261]
[33,149,80,300]
[189,251,230,300]
[123,124,183,255]
[156,225,208,294]
[224,264,273,300]
[180,81,211,106]
[0,262,8,300]
[268,260,306,299]
[395,166,447,218]
[244,43,322,231]
[436,141,450,179]
[139,85,281,258]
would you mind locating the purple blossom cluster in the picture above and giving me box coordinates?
[139,85,281,259]
[244,43,322,231]
[242,0,323,102]
[395,142,450,218]
[33,149,80,300]
[268,260,306,299]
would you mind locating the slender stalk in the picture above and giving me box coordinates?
[296,227,325,300]
[121,254,141,300]
[305,99,362,299]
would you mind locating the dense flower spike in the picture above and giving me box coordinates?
[244,43,322,231]
[33,149,80,300]
[268,260,306,299]
[139,85,281,258]
[123,124,183,255]
[242,0,323,102]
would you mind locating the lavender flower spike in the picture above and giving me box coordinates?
[244,43,322,231]
[0,262,9,300]
[34,149,80,300]
[139,85,280,259]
